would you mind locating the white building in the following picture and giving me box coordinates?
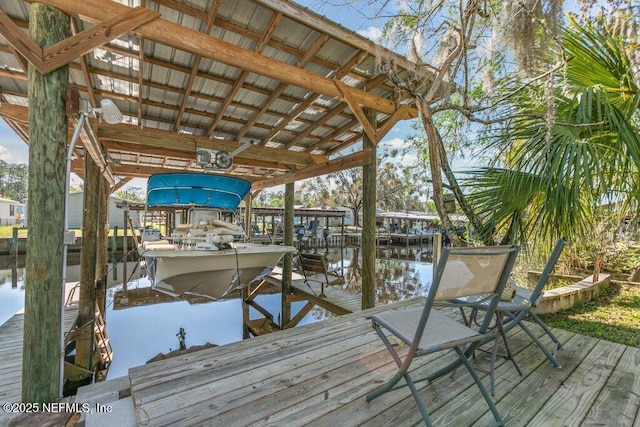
[66,192,142,229]
[0,197,24,226]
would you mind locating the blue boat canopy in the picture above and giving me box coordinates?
[146,173,251,210]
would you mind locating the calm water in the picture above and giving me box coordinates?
[0,246,433,380]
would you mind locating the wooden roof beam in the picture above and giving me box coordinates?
[262,50,368,146]
[137,0,147,128]
[70,18,97,107]
[29,0,413,116]
[151,0,376,85]
[251,149,373,191]
[335,79,378,145]
[96,123,325,167]
[207,11,282,137]
[174,0,221,132]
[235,34,329,142]
[102,140,292,171]
[0,6,159,74]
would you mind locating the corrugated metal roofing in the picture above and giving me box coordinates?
[0,0,432,187]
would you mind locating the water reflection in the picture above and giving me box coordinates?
[312,246,433,304]
[0,246,433,380]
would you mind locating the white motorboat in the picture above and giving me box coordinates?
[139,173,296,299]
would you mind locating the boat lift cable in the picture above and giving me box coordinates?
[223,246,241,298]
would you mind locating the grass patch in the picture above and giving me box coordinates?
[538,282,640,347]
[0,225,27,238]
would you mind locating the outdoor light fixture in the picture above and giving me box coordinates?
[79,98,124,124]
[59,98,123,396]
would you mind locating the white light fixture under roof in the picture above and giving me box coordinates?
[79,98,124,124]
[97,98,124,124]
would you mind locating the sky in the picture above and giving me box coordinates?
[0,0,418,188]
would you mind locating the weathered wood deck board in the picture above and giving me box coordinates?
[582,345,640,426]
[528,339,628,426]
[0,307,78,425]
[128,298,421,393]
[130,299,640,427]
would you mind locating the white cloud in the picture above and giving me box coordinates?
[380,137,406,150]
[0,146,17,163]
[357,26,382,42]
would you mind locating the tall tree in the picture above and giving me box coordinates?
[464,13,640,247]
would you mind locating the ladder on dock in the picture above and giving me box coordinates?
[94,304,113,381]
[63,303,113,383]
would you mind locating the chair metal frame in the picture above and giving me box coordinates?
[366,245,519,427]
[453,237,567,395]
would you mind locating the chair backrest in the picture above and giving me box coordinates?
[528,237,567,305]
[299,253,326,273]
[413,245,520,344]
[434,246,519,302]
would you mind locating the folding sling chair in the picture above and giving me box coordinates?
[450,238,567,395]
[366,245,519,426]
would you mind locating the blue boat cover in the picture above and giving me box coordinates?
[146,173,251,210]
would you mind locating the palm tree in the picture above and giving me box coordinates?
[464,14,640,248]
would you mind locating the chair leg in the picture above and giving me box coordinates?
[528,310,563,350]
[454,346,504,426]
[404,372,434,427]
[366,372,404,402]
[494,313,523,390]
[517,320,562,368]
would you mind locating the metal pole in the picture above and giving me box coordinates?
[122,203,129,289]
[58,112,86,397]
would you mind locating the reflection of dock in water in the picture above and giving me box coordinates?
[112,282,281,310]
[113,287,215,309]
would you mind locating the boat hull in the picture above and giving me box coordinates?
[142,243,296,299]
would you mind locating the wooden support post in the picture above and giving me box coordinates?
[22,4,70,403]
[361,108,377,310]
[11,226,18,258]
[433,232,442,276]
[244,192,253,242]
[95,175,109,318]
[77,155,100,370]
[281,181,294,327]
[110,226,118,281]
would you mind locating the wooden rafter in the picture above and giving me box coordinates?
[334,79,378,145]
[96,123,325,167]
[70,19,97,107]
[264,50,368,147]
[251,149,374,191]
[0,7,159,75]
[174,0,220,132]
[143,0,381,87]
[207,11,282,137]
[235,34,330,143]
[26,0,410,116]
[137,0,147,128]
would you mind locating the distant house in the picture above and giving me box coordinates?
[0,197,24,226]
[66,192,142,229]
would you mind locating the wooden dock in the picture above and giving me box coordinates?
[262,268,361,315]
[0,307,78,406]
[125,299,640,426]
